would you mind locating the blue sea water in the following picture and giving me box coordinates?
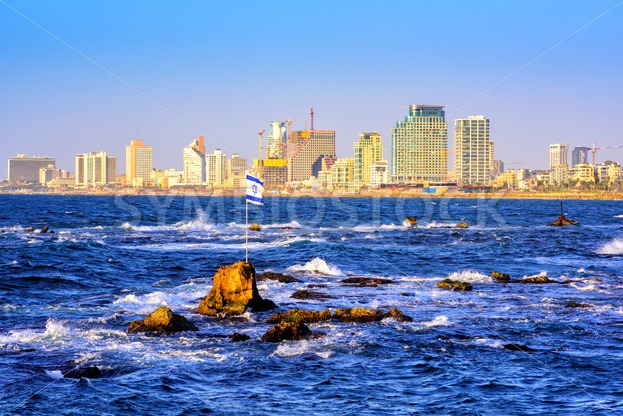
[1,194,623,415]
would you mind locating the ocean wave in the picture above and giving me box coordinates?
[0,318,70,346]
[446,270,491,283]
[596,238,623,255]
[273,339,334,359]
[287,257,343,276]
[352,224,404,233]
[422,315,450,327]
[614,215,623,218]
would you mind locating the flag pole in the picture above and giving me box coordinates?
[245,197,249,263]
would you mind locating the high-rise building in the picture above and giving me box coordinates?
[354,132,384,187]
[7,154,56,182]
[183,137,206,185]
[572,146,589,167]
[369,160,389,187]
[126,139,153,187]
[39,165,60,186]
[454,115,492,186]
[206,149,227,187]
[549,144,569,170]
[225,154,247,189]
[492,160,505,177]
[391,105,448,183]
[267,121,287,159]
[288,129,336,182]
[329,158,354,188]
[75,152,116,186]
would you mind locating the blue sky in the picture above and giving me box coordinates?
[1,0,622,177]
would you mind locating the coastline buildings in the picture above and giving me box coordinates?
[266,121,287,159]
[572,146,589,167]
[75,151,116,187]
[183,137,206,185]
[205,149,227,187]
[39,165,60,186]
[391,105,448,184]
[8,154,56,182]
[125,139,153,187]
[354,132,384,187]
[549,144,569,170]
[225,154,247,189]
[454,115,492,186]
[288,129,336,182]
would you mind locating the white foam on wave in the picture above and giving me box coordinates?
[352,223,404,233]
[596,238,623,255]
[446,270,491,283]
[113,289,203,314]
[614,215,623,218]
[0,318,70,346]
[422,315,450,327]
[287,257,343,276]
[273,339,334,359]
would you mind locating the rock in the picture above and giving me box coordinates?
[332,307,412,323]
[340,277,393,286]
[503,344,537,352]
[565,302,592,308]
[267,309,332,324]
[24,227,35,232]
[456,222,469,229]
[291,290,332,301]
[49,230,55,234]
[257,272,301,283]
[231,332,251,342]
[64,366,102,379]
[196,262,276,317]
[403,216,418,227]
[519,275,551,284]
[248,223,261,231]
[40,225,49,233]
[128,305,198,334]
[261,318,312,343]
[437,278,473,291]
[491,271,511,282]
[548,215,579,226]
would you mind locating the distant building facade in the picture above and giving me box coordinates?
[75,152,116,186]
[391,105,448,183]
[266,121,287,159]
[288,129,336,182]
[39,165,60,186]
[354,132,383,187]
[126,139,153,187]
[206,149,227,187]
[8,154,56,182]
[369,160,389,187]
[549,144,569,170]
[454,115,492,186]
[225,154,247,189]
[183,137,206,185]
[572,146,589,167]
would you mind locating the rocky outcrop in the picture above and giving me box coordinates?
[267,309,332,324]
[503,344,537,352]
[24,227,35,232]
[291,290,333,301]
[64,366,102,379]
[403,216,418,227]
[565,302,592,308]
[340,277,393,286]
[257,272,301,283]
[261,318,312,343]
[332,307,412,323]
[491,271,511,282]
[437,278,473,291]
[40,225,49,233]
[455,222,469,229]
[548,215,579,226]
[231,333,251,342]
[196,262,277,316]
[248,223,262,231]
[127,306,198,335]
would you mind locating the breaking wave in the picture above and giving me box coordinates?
[287,257,343,276]
[596,238,623,255]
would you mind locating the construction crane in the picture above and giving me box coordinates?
[587,143,623,165]
[257,129,265,177]
[284,117,301,158]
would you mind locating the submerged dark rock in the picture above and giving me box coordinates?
[257,272,301,283]
[565,302,592,308]
[64,366,102,379]
[437,278,473,291]
[231,333,251,342]
[128,306,198,335]
[24,227,35,232]
[291,290,332,301]
[503,344,537,352]
[340,277,393,286]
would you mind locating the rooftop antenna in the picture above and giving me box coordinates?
[310,107,314,131]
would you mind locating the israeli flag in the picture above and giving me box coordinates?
[246,174,264,206]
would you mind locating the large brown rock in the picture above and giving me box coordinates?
[403,216,418,227]
[127,306,198,335]
[261,318,312,343]
[332,307,412,323]
[196,262,276,317]
[548,215,579,226]
[267,309,332,324]
[437,278,473,291]
[491,271,511,282]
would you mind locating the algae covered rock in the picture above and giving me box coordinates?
[455,222,469,229]
[403,216,418,227]
[127,306,198,335]
[248,223,262,231]
[196,262,276,317]
[267,308,332,324]
[491,271,511,282]
[437,278,473,291]
[261,317,312,343]
[332,307,412,323]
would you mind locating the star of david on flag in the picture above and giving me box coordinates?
[246,174,264,206]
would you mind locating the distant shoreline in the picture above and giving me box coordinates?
[1,188,623,200]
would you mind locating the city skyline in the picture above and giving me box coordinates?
[2,1,622,178]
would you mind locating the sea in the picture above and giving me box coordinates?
[1,194,623,415]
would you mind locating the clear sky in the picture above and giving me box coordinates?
[1,0,622,178]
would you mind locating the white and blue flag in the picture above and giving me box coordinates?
[246,174,264,206]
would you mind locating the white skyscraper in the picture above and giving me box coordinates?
[549,144,569,169]
[267,121,287,159]
[75,151,116,186]
[206,149,227,187]
[183,137,206,185]
[454,115,492,186]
